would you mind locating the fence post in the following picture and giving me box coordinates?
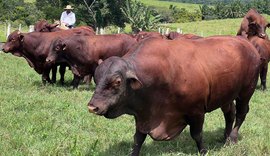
[6,22,11,39]
[176,28,181,33]
[117,27,121,34]
[165,28,170,35]
[29,25,34,32]
[19,24,22,31]
[96,27,99,35]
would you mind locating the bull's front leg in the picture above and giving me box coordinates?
[51,65,57,84]
[131,129,147,156]
[42,69,51,85]
[187,114,207,155]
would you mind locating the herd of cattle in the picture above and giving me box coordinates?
[1,9,270,155]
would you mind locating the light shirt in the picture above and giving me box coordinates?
[60,11,76,26]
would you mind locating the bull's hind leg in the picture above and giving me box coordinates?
[229,97,250,143]
[260,64,268,90]
[187,114,207,155]
[221,102,236,141]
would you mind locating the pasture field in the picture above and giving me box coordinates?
[161,14,270,37]
[1,39,270,155]
[140,0,200,11]
[1,13,270,155]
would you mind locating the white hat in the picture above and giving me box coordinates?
[64,5,73,10]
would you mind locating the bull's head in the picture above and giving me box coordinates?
[2,30,24,57]
[247,16,270,39]
[34,20,59,32]
[46,38,66,64]
[88,56,142,119]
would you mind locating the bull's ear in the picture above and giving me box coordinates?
[126,70,142,90]
[48,23,59,29]
[19,34,24,42]
[62,43,67,51]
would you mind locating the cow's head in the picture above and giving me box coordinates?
[34,20,59,32]
[88,56,142,119]
[247,16,270,39]
[46,38,66,64]
[2,30,24,56]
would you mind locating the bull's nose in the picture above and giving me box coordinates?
[88,105,99,114]
[46,58,51,62]
[259,33,266,38]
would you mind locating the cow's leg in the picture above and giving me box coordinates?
[187,114,207,155]
[131,129,147,156]
[260,64,268,90]
[229,97,250,143]
[59,64,66,85]
[221,102,235,141]
[42,69,51,84]
[83,74,92,87]
[51,65,57,84]
[71,75,81,89]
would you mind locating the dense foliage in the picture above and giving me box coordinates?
[1,0,270,30]
[200,0,270,20]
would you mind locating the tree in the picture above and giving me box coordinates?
[121,0,161,32]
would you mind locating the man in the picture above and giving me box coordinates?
[60,5,76,29]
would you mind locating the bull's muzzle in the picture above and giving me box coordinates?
[259,33,266,38]
[46,58,53,63]
[88,105,99,114]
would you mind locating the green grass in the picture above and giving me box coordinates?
[1,38,270,155]
[1,13,270,155]
[160,14,270,37]
[140,0,200,12]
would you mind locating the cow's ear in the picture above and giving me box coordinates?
[62,43,67,51]
[48,23,59,29]
[126,70,142,90]
[18,32,24,42]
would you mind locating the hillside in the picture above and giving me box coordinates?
[140,0,200,12]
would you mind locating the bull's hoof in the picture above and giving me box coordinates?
[199,149,208,156]
[227,133,238,144]
[261,85,266,91]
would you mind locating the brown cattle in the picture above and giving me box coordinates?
[46,34,137,88]
[88,36,261,155]
[249,36,270,90]
[2,27,94,84]
[166,32,202,40]
[34,19,61,32]
[237,9,270,39]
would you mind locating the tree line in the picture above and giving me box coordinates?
[1,0,270,32]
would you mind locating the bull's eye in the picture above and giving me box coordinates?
[55,46,60,51]
[111,77,122,88]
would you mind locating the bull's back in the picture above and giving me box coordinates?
[131,37,260,112]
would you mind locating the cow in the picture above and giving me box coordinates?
[166,32,202,40]
[87,36,261,155]
[249,36,270,90]
[34,19,61,32]
[237,9,270,39]
[2,27,94,85]
[45,34,137,88]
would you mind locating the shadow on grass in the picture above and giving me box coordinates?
[32,79,96,91]
[94,127,243,156]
